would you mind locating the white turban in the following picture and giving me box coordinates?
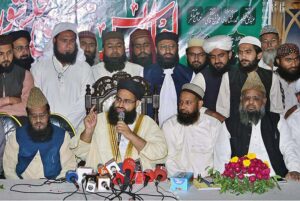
[40,22,85,62]
[238,36,261,48]
[203,35,232,53]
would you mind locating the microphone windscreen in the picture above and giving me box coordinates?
[154,166,167,182]
[144,169,155,182]
[123,158,136,177]
[66,170,78,183]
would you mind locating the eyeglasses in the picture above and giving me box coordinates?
[134,43,150,50]
[159,44,177,51]
[28,112,49,120]
[114,96,136,105]
[13,45,30,52]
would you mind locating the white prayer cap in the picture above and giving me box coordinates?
[182,83,205,99]
[238,36,261,48]
[203,35,232,53]
[191,73,206,92]
[295,79,300,93]
[187,38,204,48]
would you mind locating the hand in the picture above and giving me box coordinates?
[116,121,133,139]
[285,171,300,181]
[9,97,21,105]
[83,105,97,135]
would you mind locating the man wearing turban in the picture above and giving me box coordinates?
[71,79,167,170]
[275,43,300,115]
[129,29,156,67]
[192,35,234,112]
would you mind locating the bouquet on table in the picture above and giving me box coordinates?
[209,153,281,195]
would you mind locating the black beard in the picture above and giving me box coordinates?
[187,60,207,74]
[0,61,14,74]
[156,52,179,69]
[132,53,153,67]
[107,105,137,125]
[54,43,78,65]
[277,67,300,82]
[209,63,230,76]
[177,108,199,126]
[85,53,96,66]
[27,121,53,142]
[103,54,127,73]
[13,56,34,70]
[239,58,259,73]
[239,105,265,126]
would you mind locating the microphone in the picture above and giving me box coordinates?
[98,163,110,176]
[154,166,167,186]
[117,111,125,145]
[66,170,79,189]
[122,158,136,190]
[112,172,125,187]
[98,176,111,191]
[143,169,155,187]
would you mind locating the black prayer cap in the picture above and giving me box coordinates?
[9,30,31,42]
[0,34,13,46]
[155,32,178,45]
[117,79,145,100]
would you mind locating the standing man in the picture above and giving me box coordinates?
[9,30,34,70]
[259,25,281,71]
[92,31,143,81]
[214,73,300,180]
[192,35,233,112]
[31,22,94,130]
[275,43,300,114]
[186,38,207,74]
[144,32,194,125]
[0,34,34,118]
[79,31,100,66]
[216,36,283,118]
[71,79,167,170]
[3,87,77,179]
[129,29,156,67]
[285,79,300,157]
[163,83,221,177]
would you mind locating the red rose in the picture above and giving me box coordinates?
[238,174,244,180]
[249,175,256,183]
[229,173,235,179]
[257,173,263,180]
[235,167,241,173]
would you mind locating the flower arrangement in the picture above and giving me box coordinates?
[208,153,281,195]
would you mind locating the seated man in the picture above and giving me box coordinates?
[71,79,167,170]
[162,83,221,177]
[214,72,300,180]
[3,87,77,179]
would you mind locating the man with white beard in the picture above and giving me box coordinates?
[259,25,281,71]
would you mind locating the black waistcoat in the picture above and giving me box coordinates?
[225,112,288,177]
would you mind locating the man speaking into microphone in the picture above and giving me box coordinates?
[71,79,167,170]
